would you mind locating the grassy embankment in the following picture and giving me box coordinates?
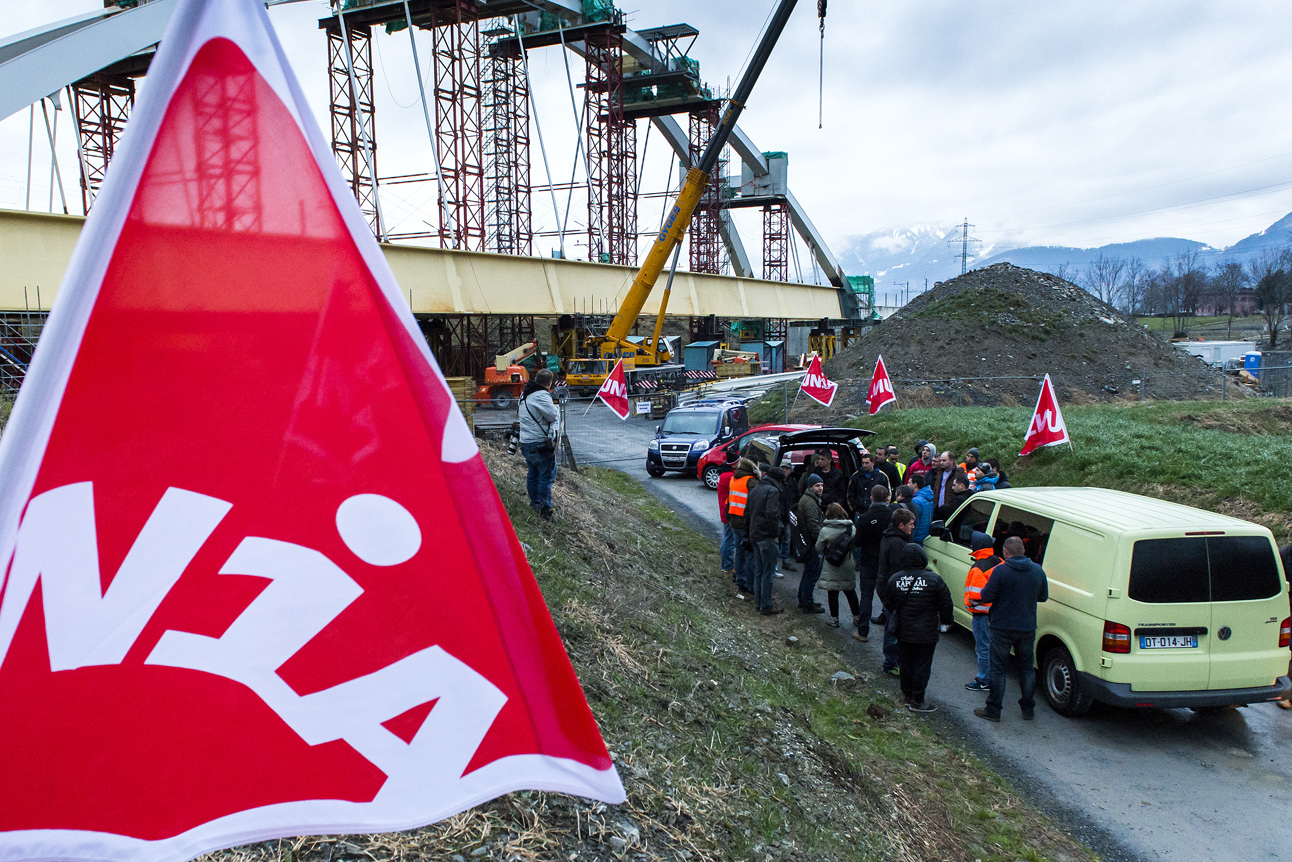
[833,399,1292,544]
[200,444,1092,862]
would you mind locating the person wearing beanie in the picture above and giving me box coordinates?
[795,473,826,613]
[879,543,953,713]
[963,531,1001,692]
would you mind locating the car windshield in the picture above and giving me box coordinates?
[662,412,720,435]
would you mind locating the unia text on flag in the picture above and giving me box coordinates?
[866,355,896,416]
[595,359,631,420]
[0,0,623,860]
[800,354,838,407]
[1019,374,1071,456]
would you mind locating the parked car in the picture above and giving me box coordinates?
[924,487,1292,716]
[646,398,749,478]
[695,423,819,489]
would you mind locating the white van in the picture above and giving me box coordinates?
[924,487,1292,716]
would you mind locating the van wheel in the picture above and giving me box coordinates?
[1043,646,1093,717]
[702,464,722,489]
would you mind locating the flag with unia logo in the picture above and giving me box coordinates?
[1019,374,1071,455]
[595,358,631,420]
[0,1,623,859]
[866,355,897,415]
[799,354,838,407]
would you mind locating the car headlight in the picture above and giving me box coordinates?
[691,440,710,452]
[648,439,660,450]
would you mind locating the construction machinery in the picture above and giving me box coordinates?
[474,341,539,409]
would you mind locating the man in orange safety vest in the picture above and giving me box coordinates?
[963,531,1000,692]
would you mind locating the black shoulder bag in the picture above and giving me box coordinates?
[522,395,557,454]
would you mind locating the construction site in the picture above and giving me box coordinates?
[0,0,879,406]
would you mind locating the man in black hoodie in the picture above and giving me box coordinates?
[974,536,1049,722]
[853,485,892,642]
[875,509,915,676]
[747,465,788,615]
[882,544,953,713]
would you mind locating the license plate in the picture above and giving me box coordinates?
[1140,635,1198,649]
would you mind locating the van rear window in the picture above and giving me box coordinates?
[1130,536,1282,604]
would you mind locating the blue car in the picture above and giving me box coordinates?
[646,398,749,478]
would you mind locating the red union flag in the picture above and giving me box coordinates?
[0,1,623,860]
[1020,374,1071,455]
[800,354,838,407]
[596,359,631,420]
[866,355,897,415]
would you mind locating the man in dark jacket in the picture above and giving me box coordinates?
[874,446,903,490]
[927,450,965,512]
[800,450,847,510]
[974,536,1049,722]
[847,452,890,514]
[746,465,788,615]
[933,474,973,522]
[875,509,916,675]
[796,475,826,613]
[852,485,892,641]
[883,544,953,713]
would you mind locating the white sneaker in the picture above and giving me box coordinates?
[827,616,840,628]
[773,571,785,579]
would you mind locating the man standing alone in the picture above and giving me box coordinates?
[974,537,1049,722]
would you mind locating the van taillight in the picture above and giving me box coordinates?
[1103,621,1131,654]
[1280,618,1290,649]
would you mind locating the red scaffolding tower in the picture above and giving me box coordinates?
[430,2,485,251]
[325,21,380,236]
[483,26,532,256]
[584,21,637,266]
[762,201,790,282]
[71,73,134,213]
[687,103,726,275]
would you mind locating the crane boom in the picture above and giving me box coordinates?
[600,0,800,358]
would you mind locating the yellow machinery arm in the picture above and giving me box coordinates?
[597,0,800,362]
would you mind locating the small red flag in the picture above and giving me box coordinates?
[867,355,897,415]
[1020,374,1071,455]
[596,359,631,420]
[800,354,838,407]
[0,0,622,859]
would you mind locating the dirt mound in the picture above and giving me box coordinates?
[822,263,1227,410]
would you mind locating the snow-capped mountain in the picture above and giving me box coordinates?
[835,224,1002,301]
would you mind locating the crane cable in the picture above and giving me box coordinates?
[818,0,826,129]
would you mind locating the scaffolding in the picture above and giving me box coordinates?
[0,310,46,396]
[687,103,726,274]
[326,21,380,236]
[430,3,486,251]
[71,73,134,213]
[584,18,637,266]
[482,26,532,256]
[762,201,790,282]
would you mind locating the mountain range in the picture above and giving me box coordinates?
[838,212,1292,304]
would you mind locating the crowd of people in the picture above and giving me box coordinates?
[717,440,1050,716]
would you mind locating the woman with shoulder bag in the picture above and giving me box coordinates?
[816,503,865,640]
[518,368,561,521]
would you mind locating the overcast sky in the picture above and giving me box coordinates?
[3,0,1292,270]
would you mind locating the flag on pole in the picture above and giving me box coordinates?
[0,1,622,860]
[1019,374,1071,455]
[799,354,838,407]
[866,355,897,415]
[595,358,631,420]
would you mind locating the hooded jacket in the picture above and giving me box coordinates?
[876,524,911,584]
[518,384,559,444]
[747,472,786,543]
[980,553,1049,631]
[854,501,892,567]
[796,487,825,546]
[726,461,760,532]
[910,485,934,543]
[883,545,954,644]
[964,533,1001,614]
[815,518,857,592]
[847,466,890,513]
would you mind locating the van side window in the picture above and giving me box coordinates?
[1207,536,1282,602]
[993,505,1054,563]
[948,499,995,547]
[1129,538,1209,603]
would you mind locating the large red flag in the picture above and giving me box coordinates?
[867,355,897,415]
[799,354,838,407]
[0,1,622,860]
[1019,374,1071,455]
[595,359,631,420]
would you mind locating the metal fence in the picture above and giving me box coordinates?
[461,395,661,471]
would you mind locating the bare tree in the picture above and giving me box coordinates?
[1082,253,1126,306]
[1210,259,1247,339]
[1248,247,1291,348]
[1167,250,1205,336]
[1123,257,1149,317]
[1052,261,1073,282]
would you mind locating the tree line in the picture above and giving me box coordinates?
[1049,248,1290,347]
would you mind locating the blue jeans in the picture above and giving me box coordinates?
[882,611,900,670]
[798,547,822,607]
[754,538,779,610]
[971,614,991,683]
[733,528,753,591]
[721,523,736,571]
[855,564,878,636]
[521,442,557,511]
[780,523,792,563]
[986,627,1037,717]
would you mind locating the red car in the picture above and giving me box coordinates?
[695,423,819,489]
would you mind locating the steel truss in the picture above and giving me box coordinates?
[584,23,637,266]
[71,73,134,213]
[326,22,380,236]
[762,201,790,282]
[482,31,532,256]
[687,103,726,274]
[430,2,485,251]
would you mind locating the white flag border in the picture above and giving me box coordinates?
[594,358,632,420]
[799,355,837,408]
[1020,373,1071,453]
[867,354,897,415]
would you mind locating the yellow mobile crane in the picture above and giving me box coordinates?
[580,0,801,384]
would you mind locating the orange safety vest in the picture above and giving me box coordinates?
[728,475,753,518]
[964,548,1001,614]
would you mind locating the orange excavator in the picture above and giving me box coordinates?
[475,341,539,410]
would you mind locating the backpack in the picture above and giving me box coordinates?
[823,524,854,567]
